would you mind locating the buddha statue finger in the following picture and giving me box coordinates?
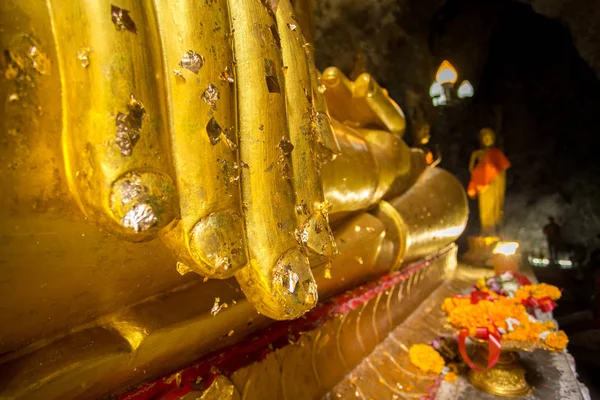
[154,0,247,279]
[275,0,337,262]
[230,0,325,320]
[50,0,178,241]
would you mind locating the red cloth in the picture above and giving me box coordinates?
[467,148,511,198]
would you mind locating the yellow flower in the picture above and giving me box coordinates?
[475,278,487,290]
[545,331,568,351]
[408,344,445,375]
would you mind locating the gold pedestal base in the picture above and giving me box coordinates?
[468,349,531,398]
[461,235,500,267]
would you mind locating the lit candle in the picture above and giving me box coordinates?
[492,241,520,274]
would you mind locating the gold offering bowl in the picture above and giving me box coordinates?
[467,339,556,397]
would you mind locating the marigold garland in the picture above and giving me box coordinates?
[442,277,568,352]
[408,344,445,375]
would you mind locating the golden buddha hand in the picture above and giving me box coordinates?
[320,66,407,136]
[317,69,426,216]
[47,0,338,319]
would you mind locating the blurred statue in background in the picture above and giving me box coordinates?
[468,127,510,235]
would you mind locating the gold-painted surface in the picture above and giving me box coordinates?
[355,128,411,202]
[237,352,283,400]
[389,167,469,262]
[326,260,461,399]
[467,349,531,398]
[462,235,501,266]
[205,376,239,400]
[356,295,380,355]
[289,0,316,46]
[0,210,383,399]
[276,0,336,258]
[49,0,177,240]
[322,121,379,215]
[3,0,346,324]
[181,375,241,400]
[279,335,321,400]
[373,201,409,271]
[229,0,318,320]
[312,213,386,298]
[0,164,468,398]
[153,0,246,278]
[308,63,340,163]
[228,248,455,400]
[385,148,428,199]
[0,242,456,399]
[322,126,427,217]
[321,67,406,136]
[310,314,348,391]
[0,278,265,399]
[0,0,449,347]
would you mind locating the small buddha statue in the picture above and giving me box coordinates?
[468,128,510,236]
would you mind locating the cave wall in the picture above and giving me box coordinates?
[525,0,600,80]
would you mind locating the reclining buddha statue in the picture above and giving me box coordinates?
[0,0,468,398]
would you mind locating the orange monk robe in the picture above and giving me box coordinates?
[467,148,511,199]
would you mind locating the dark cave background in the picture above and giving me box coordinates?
[314,0,600,255]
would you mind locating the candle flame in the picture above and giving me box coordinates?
[493,241,519,256]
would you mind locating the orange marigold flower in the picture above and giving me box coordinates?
[531,283,562,300]
[408,344,445,375]
[545,331,568,351]
[442,297,470,314]
[503,321,547,342]
[544,320,557,330]
[448,301,493,334]
[514,286,531,301]
[515,283,561,301]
